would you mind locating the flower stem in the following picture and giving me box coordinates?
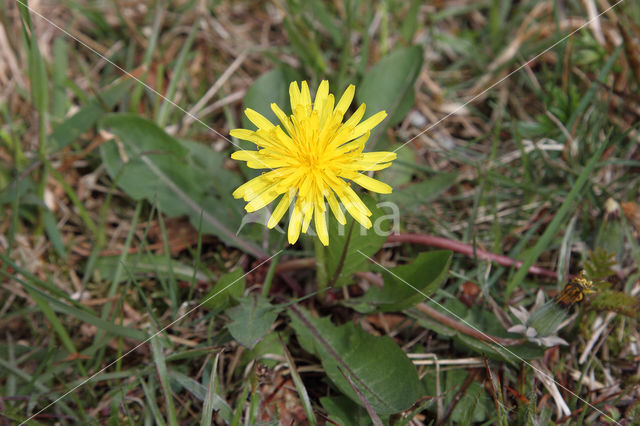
[314,237,328,293]
[262,233,286,297]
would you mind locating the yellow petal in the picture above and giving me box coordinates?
[326,104,367,149]
[245,108,275,130]
[334,131,370,156]
[314,80,329,112]
[288,200,303,244]
[245,183,284,212]
[352,173,392,194]
[343,185,372,216]
[348,110,387,140]
[318,93,335,129]
[289,82,301,112]
[347,151,396,171]
[271,103,294,135]
[342,103,366,129]
[300,81,312,114]
[298,175,314,201]
[301,200,313,233]
[232,175,271,200]
[230,150,260,161]
[274,126,296,153]
[314,205,329,246]
[267,191,293,228]
[326,190,346,225]
[341,195,372,229]
[230,129,270,147]
[335,84,355,115]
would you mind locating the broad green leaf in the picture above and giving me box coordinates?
[345,250,452,313]
[377,146,416,188]
[387,172,457,211]
[320,396,371,426]
[226,295,280,348]
[99,114,265,257]
[289,307,423,415]
[357,46,423,128]
[423,370,490,423]
[239,332,285,368]
[201,268,245,310]
[323,195,391,287]
[177,139,242,198]
[94,254,209,284]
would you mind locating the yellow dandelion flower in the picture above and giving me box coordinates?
[230,80,396,246]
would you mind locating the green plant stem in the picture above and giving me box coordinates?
[328,221,355,288]
[262,235,285,297]
[314,237,328,294]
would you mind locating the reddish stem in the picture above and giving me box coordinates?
[415,303,525,346]
[387,233,558,279]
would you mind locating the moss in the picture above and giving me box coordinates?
[589,290,640,320]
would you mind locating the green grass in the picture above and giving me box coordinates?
[2,0,640,424]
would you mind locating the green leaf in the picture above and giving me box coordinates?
[506,137,609,297]
[409,301,544,366]
[282,17,326,74]
[377,146,416,188]
[324,196,391,287]
[168,370,232,423]
[308,0,343,46]
[5,265,148,341]
[241,67,301,131]
[27,31,49,115]
[320,396,371,426]
[201,268,246,310]
[99,114,265,257]
[94,254,209,284]
[400,0,421,43]
[23,286,76,355]
[345,250,452,313]
[357,46,423,128]
[226,295,280,348]
[42,208,67,258]
[156,21,199,127]
[239,332,285,368]
[52,37,69,120]
[151,336,178,426]
[289,307,423,415]
[280,336,317,426]
[423,370,490,423]
[50,80,133,151]
[201,353,222,426]
[387,172,457,212]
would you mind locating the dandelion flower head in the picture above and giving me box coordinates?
[230,80,396,246]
